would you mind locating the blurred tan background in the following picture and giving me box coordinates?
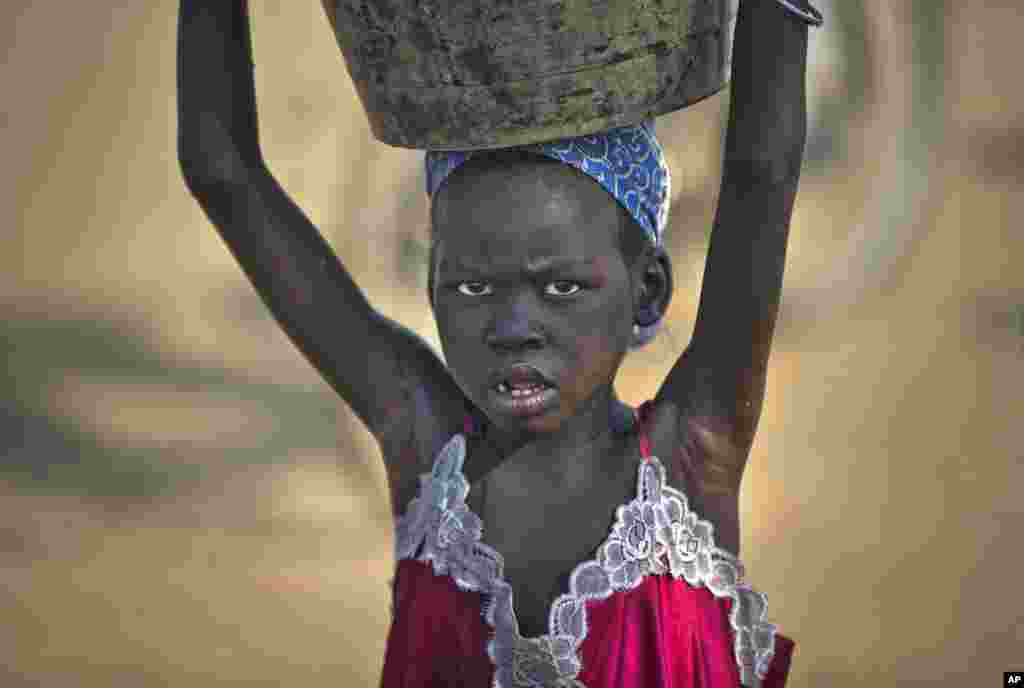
[3,1,1021,686]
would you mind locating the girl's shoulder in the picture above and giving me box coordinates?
[642,397,743,556]
[373,348,473,521]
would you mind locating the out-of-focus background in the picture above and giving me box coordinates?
[3,1,1021,685]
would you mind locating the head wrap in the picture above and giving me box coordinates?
[423,119,671,349]
[424,119,671,248]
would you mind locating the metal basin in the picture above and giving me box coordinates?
[322,0,736,150]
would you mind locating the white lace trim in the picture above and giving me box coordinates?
[394,433,777,688]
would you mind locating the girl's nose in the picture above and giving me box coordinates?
[486,326,545,352]
[486,301,545,352]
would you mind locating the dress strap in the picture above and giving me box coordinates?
[634,400,653,461]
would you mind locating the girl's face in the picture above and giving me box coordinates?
[430,160,638,436]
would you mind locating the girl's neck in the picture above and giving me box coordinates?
[466,389,636,488]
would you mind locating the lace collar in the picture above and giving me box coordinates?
[393,407,777,688]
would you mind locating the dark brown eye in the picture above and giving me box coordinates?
[456,281,493,296]
[545,281,583,297]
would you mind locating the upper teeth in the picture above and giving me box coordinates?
[496,382,545,395]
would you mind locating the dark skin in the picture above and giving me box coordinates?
[430,156,663,462]
[178,0,808,639]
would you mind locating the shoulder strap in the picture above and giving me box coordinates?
[635,400,653,461]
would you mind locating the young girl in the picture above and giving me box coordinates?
[177,1,821,686]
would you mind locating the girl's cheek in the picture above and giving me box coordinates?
[435,308,460,341]
[579,331,620,359]
[576,334,603,363]
[590,256,613,288]
[573,333,618,387]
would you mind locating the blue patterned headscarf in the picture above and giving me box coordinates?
[424,119,671,249]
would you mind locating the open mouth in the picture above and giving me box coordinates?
[489,382,558,417]
[487,365,559,417]
[492,380,552,397]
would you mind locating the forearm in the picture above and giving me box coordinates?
[177,0,264,183]
[174,0,393,408]
[722,0,810,181]
[685,0,812,436]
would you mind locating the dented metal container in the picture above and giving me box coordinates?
[322,0,736,150]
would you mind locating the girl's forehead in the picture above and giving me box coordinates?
[436,220,619,271]
[438,159,618,221]
[434,169,622,267]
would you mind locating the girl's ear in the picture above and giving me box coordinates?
[635,246,673,327]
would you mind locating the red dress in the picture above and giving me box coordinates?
[381,402,794,687]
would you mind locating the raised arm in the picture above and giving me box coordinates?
[176,1,466,480]
[657,0,816,488]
